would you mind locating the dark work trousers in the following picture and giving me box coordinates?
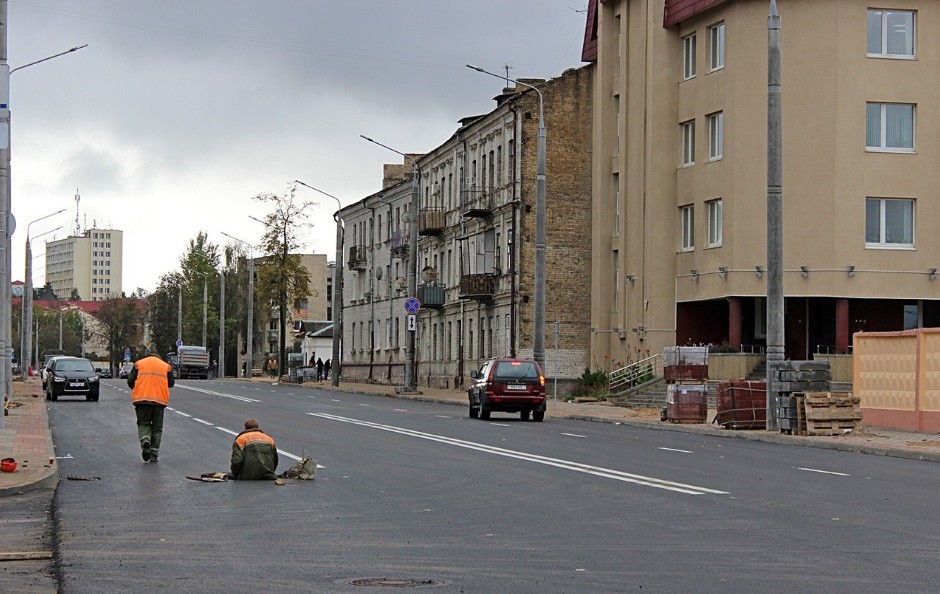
[135,403,166,457]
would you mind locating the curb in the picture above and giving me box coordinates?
[0,398,60,497]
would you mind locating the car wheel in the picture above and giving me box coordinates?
[93,394,99,402]
[45,390,51,401]
[533,410,545,422]
[479,404,491,420]
[469,405,478,419]
[520,410,531,421]
[50,392,58,402]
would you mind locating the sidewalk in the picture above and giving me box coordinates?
[0,378,58,497]
[4,376,940,498]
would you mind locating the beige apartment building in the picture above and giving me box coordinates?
[253,253,328,361]
[45,228,124,301]
[342,65,595,389]
[583,0,939,363]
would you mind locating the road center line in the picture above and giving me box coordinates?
[192,418,214,426]
[309,413,727,496]
[659,447,693,454]
[561,433,587,438]
[797,467,850,476]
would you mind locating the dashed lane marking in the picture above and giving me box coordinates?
[659,447,693,454]
[797,467,850,476]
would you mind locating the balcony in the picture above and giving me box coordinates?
[459,274,496,301]
[461,188,494,218]
[348,245,367,270]
[417,283,445,309]
[418,208,446,236]
[390,230,409,259]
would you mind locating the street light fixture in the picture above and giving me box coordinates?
[466,64,547,368]
[221,231,254,378]
[21,211,65,374]
[293,179,344,387]
[359,135,419,393]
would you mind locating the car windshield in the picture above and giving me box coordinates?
[493,361,540,380]
[56,359,94,373]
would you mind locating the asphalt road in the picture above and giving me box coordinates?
[45,379,940,593]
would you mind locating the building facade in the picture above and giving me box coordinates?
[45,228,124,301]
[341,65,594,390]
[584,0,939,364]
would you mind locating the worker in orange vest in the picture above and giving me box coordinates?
[127,351,175,463]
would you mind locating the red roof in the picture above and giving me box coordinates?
[664,0,728,27]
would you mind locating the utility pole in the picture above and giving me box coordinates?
[218,266,225,378]
[0,0,10,424]
[766,0,784,430]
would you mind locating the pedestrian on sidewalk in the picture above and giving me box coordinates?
[231,419,278,480]
[324,359,331,380]
[316,357,324,381]
[127,350,175,463]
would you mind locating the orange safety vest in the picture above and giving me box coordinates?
[234,429,276,450]
[131,356,173,406]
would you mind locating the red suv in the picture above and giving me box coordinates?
[468,358,546,421]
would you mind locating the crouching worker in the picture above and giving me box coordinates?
[231,419,278,480]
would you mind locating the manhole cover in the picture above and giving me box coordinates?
[340,577,447,588]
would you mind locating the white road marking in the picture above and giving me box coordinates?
[193,418,214,426]
[394,409,407,412]
[177,384,261,403]
[435,415,451,419]
[658,447,693,454]
[309,413,728,495]
[359,403,370,407]
[174,411,192,418]
[797,467,850,476]
[561,433,587,438]
[490,423,511,427]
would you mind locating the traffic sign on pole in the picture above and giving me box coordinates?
[404,297,421,314]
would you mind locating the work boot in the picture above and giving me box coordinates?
[141,440,151,462]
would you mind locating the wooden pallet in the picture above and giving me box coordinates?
[803,394,861,436]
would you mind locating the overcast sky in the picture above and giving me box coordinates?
[7,0,588,295]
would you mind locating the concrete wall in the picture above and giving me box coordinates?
[853,328,940,431]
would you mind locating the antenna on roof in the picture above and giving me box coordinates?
[73,188,81,236]
[502,63,513,87]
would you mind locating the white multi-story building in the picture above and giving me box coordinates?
[45,228,124,301]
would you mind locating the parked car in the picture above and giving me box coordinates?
[40,356,66,385]
[468,358,546,421]
[118,362,134,379]
[95,366,113,379]
[45,357,100,402]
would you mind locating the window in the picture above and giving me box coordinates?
[681,120,695,165]
[867,9,915,57]
[613,173,621,235]
[866,103,914,151]
[680,205,694,251]
[866,198,914,248]
[708,112,723,160]
[682,34,696,80]
[707,199,723,247]
[709,22,725,70]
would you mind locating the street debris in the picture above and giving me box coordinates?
[66,475,100,481]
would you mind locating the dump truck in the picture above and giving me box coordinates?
[174,345,210,379]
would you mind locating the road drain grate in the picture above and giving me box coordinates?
[340,577,447,588]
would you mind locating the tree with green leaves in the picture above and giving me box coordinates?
[253,186,314,377]
[87,297,148,370]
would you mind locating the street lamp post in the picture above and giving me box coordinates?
[0,29,87,424]
[359,135,419,393]
[221,232,254,379]
[21,213,64,374]
[466,64,547,368]
[293,180,344,387]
